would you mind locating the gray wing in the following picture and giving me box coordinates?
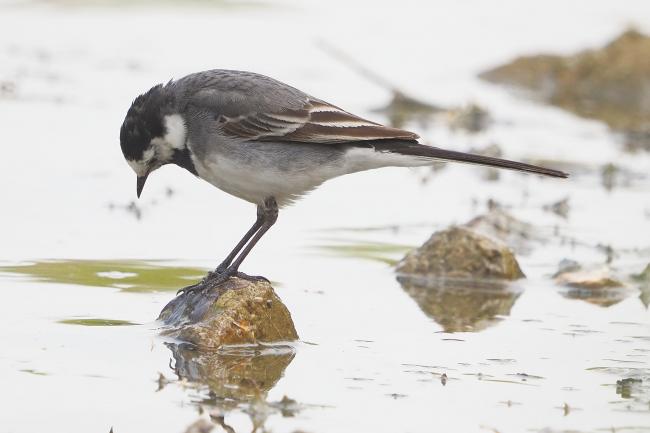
[177,69,419,144]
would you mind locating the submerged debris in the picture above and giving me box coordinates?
[542,197,570,219]
[633,263,650,308]
[601,163,620,191]
[616,378,644,399]
[107,200,143,220]
[159,277,298,348]
[372,91,443,129]
[481,29,650,151]
[554,260,630,307]
[464,208,539,254]
[468,143,502,181]
[554,263,623,289]
[447,103,491,133]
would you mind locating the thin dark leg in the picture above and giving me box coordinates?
[177,198,278,295]
[213,206,265,274]
[226,197,278,274]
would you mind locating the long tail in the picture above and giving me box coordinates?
[370,141,569,178]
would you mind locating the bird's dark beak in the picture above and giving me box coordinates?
[136,174,148,198]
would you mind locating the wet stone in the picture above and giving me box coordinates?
[372,91,442,129]
[480,29,650,151]
[554,261,630,307]
[397,226,525,280]
[633,263,650,308]
[616,378,644,399]
[554,264,623,289]
[446,103,491,133]
[464,208,539,254]
[159,277,298,348]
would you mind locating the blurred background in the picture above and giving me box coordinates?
[0,1,649,432]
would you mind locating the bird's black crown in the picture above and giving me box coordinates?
[120,84,173,161]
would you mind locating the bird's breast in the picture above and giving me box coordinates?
[189,141,348,207]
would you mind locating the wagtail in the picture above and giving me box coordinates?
[119,69,567,292]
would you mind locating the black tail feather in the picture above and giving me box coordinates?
[370,142,569,178]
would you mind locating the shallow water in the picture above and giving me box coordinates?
[1,1,650,432]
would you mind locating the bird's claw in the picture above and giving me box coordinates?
[176,268,233,296]
[176,269,269,296]
[234,271,270,283]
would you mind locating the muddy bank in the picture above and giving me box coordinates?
[481,29,650,151]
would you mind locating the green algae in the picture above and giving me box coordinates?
[1,260,206,293]
[58,318,139,326]
[312,240,413,266]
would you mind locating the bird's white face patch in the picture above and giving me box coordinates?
[127,148,154,176]
[162,114,187,149]
[150,114,187,162]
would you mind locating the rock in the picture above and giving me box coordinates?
[616,378,644,399]
[372,91,443,129]
[554,261,630,307]
[542,197,570,219]
[464,208,538,254]
[396,226,525,280]
[554,264,623,289]
[633,263,650,281]
[159,277,298,348]
[446,103,491,133]
[480,29,650,151]
[633,263,650,308]
[397,275,521,332]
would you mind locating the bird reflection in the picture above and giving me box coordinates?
[397,275,522,332]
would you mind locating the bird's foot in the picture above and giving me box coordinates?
[175,269,269,296]
[176,281,205,296]
[176,268,235,296]
[233,271,270,284]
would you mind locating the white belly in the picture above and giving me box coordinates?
[191,150,337,207]
[189,142,425,207]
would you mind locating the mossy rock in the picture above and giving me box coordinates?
[480,29,650,151]
[396,226,524,280]
[159,277,298,348]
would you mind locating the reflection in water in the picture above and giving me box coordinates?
[167,343,295,403]
[166,342,296,432]
[397,275,522,332]
[561,286,631,307]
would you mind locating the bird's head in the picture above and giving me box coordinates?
[120,84,192,198]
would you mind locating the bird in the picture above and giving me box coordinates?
[119,69,568,293]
